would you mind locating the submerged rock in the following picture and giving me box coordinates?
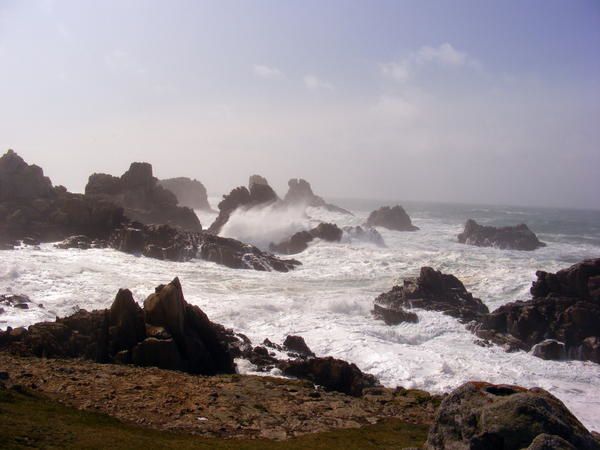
[270,222,343,255]
[283,178,352,215]
[366,205,418,231]
[373,267,489,324]
[458,219,546,250]
[158,177,212,211]
[425,381,600,450]
[372,304,419,325]
[342,226,386,247]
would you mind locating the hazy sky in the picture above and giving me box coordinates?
[1,0,599,209]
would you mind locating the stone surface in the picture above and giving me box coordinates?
[283,335,315,357]
[158,177,212,211]
[270,223,343,255]
[458,219,546,250]
[366,205,418,231]
[283,178,352,215]
[372,304,419,325]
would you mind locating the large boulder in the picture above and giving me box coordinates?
[85,162,201,232]
[158,177,212,211]
[425,381,600,450]
[270,222,342,255]
[283,178,352,215]
[458,219,546,250]
[366,205,418,231]
[373,267,489,324]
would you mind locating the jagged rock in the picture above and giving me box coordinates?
[366,205,418,231]
[342,226,386,247]
[527,434,577,450]
[0,294,32,309]
[270,223,342,255]
[472,259,600,363]
[86,162,201,232]
[458,219,546,250]
[532,339,566,360]
[425,381,600,450]
[372,304,419,325]
[283,178,352,215]
[374,267,489,324]
[158,177,212,211]
[279,357,378,397]
[283,335,315,357]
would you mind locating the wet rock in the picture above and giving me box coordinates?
[283,335,315,357]
[283,178,352,215]
[372,304,418,325]
[0,294,32,309]
[158,177,212,211]
[458,219,546,250]
[270,223,342,255]
[374,267,489,324]
[342,226,386,247]
[531,258,600,300]
[366,205,418,231]
[425,381,600,450]
[55,235,108,250]
[532,339,566,360]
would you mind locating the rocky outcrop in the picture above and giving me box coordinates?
[458,219,546,250]
[0,149,125,246]
[270,223,343,255]
[86,162,201,232]
[342,226,386,247]
[158,177,212,211]
[207,176,279,235]
[283,178,352,215]
[0,278,236,375]
[373,267,489,325]
[283,335,315,357]
[372,303,418,325]
[425,381,600,450]
[472,259,600,363]
[366,205,418,231]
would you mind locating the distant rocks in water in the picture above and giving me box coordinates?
[425,381,600,450]
[473,258,600,364]
[0,278,236,375]
[0,149,125,245]
[0,294,32,310]
[366,205,418,231]
[458,218,546,250]
[283,178,352,215]
[270,222,342,255]
[86,162,201,232]
[342,226,386,247]
[158,177,212,211]
[373,267,489,325]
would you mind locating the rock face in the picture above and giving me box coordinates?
[283,178,352,215]
[425,381,600,450]
[0,278,236,375]
[373,267,489,324]
[86,162,201,232]
[158,177,212,211]
[458,219,546,250]
[269,222,343,255]
[0,149,125,246]
[342,226,386,247]
[207,176,279,235]
[473,259,600,363]
[366,205,418,231]
[372,303,418,325]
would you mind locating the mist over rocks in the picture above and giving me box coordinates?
[269,222,343,255]
[366,205,419,231]
[158,177,212,211]
[458,218,546,250]
[283,178,352,215]
[85,162,202,232]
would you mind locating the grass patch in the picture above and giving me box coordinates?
[0,387,428,449]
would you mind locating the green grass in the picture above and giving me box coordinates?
[0,387,428,449]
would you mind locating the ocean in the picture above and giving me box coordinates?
[2,199,600,431]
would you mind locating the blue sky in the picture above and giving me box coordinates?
[1,0,599,208]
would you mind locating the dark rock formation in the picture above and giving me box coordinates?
[207,176,279,235]
[283,335,315,357]
[55,235,108,250]
[86,162,201,232]
[458,219,546,250]
[158,177,212,211]
[373,267,489,324]
[0,150,125,245]
[270,223,342,255]
[342,226,386,247]
[531,339,567,360]
[372,303,419,325]
[0,294,32,311]
[283,178,352,215]
[366,205,418,231]
[0,278,236,375]
[472,259,600,363]
[425,381,600,450]
[279,357,378,397]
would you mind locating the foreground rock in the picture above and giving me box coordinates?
[0,278,235,375]
[373,267,489,324]
[86,162,201,231]
[473,259,600,363]
[458,219,546,250]
[158,177,212,211]
[366,205,418,231]
[425,381,600,450]
[283,178,352,215]
[270,222,343,255]
[0,149,125,246]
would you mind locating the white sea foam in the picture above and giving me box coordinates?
[1,205,600,431]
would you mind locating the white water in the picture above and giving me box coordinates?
[1,203,600,431]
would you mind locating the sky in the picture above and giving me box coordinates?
[0,0,599,209]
